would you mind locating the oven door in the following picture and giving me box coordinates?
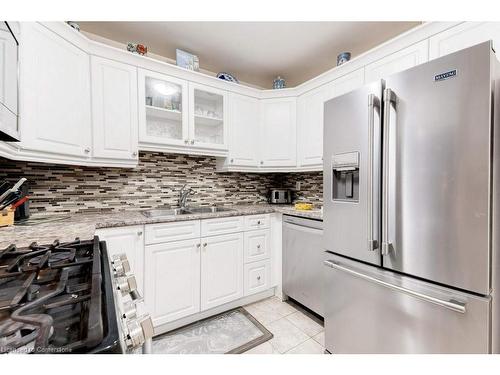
[324,254,491,354]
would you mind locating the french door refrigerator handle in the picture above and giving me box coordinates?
[323,260,467,314]
[367,94,380,252]
[381,88,397,256]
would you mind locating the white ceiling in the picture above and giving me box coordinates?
[79,22,421,88]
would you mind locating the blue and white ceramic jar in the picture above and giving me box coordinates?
[273,76,286,89]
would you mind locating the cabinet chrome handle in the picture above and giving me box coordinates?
[184,139,189,144]
[257,276,261,281]
[203,243,207,247]
[324,260,466,314]
[367,93,380,252]
[196,243,201,248]
[84,147,90,154]
[132,151,138,157]
[381,89,396,256]
[230,158,234,163]
[260,161,264,165]
[257,244,261,249]
[257,220,261,225]
[190,139,195,145]
[137,231,143,236]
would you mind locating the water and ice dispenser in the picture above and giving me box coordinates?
[331,152,359,201]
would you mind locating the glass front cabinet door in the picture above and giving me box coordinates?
[138,68,189,147]
[189,83,228,151]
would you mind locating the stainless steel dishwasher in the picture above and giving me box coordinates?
[282,215,325,316]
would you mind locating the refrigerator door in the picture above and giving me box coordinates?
[324,254,491,353]
[382,41,493,294]
[323,81,383,265]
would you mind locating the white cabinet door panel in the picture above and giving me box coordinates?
[244,259,271,296]
[200,216,245,237]
[96,225,145,294]
[364,40,429,83]
[260,98,297,167]
[145,239,201,326]
[145,220,201,245]
[19,23,91,157]
[91,56,138,161]
[227,93,260,167]
[244,229,270,263]
[297,88,324,167]
[298,68,364,168]
[200,233,243,310]
[429,22,500,59]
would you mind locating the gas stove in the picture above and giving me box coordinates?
[0,236,152,354]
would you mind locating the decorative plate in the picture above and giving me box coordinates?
[217,72,239,84]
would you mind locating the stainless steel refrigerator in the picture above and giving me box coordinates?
[323,41,500,354]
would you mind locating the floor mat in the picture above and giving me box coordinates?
[152,307,273,354]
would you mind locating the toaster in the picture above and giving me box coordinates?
[268,189,293,204]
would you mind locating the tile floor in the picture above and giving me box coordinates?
[243,297,326,354]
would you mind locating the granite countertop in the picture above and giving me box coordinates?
[0,204,322,248]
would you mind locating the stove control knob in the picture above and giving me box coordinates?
[125,316,154,349]
[121,300,138,320]
[116,275,138,296]
[112,258,131,277]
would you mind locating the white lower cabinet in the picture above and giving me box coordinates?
[244,229,270,263]
[244,259,271,296]
[96,225,145,294]
[200,233,244,310]
[99,215,274,329]
[145,238,201,326]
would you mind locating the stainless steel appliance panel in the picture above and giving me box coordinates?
[324,254,491,353]
[323,81,382,265]
[283,215,325,316]
[382,41,493,294]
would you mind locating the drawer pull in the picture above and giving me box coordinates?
[257,244,261,249]
[257,276,261,281]
[257,220,261,225]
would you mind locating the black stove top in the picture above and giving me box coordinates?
[0,237,120,354]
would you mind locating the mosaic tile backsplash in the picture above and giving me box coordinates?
[0,152,323,215]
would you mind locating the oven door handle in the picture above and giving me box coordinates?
[324,260,467,314]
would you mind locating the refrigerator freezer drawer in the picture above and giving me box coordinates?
[324,254,491,353]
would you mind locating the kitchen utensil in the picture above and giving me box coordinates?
[0,191,21,211]
[0,177,26,202]
[10,195,29,210]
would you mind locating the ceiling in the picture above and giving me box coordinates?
[79,22,421,88]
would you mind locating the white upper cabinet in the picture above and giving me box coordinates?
[138,68,189,149]
[297,68,365,169]
[0,22,19,140]
[364,40,429,83]
[91,56,138,164]
[260,97,297,168]
[189,83,228,152]
[19,23,92,158]
[429,22,500,59]
[296,88,325,168]
[226,93,260,168]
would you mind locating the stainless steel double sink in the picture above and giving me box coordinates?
[142,206,236,219]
